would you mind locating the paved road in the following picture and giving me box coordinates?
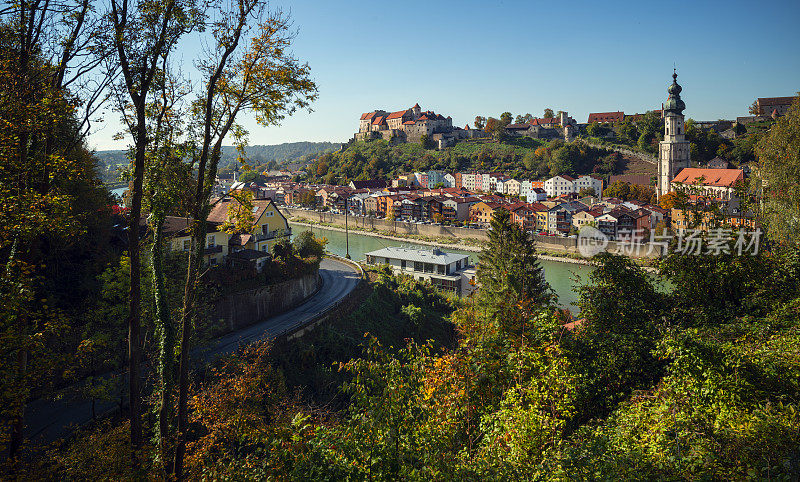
[24,258,361,444]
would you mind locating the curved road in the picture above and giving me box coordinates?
[25,258,361,444]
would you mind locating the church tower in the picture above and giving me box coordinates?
[657,70,690,198]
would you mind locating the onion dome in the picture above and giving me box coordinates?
[664,70,686,115]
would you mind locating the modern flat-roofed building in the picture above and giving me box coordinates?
[365,246,474,296]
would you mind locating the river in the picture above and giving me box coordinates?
[290,222,594,313]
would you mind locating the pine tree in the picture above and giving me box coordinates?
[476,208,553,336]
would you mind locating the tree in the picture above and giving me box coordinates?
[420,134,434,150]
[658,191,679,209]
[172,4,317,477]
[755,95,800,244]
[578,187,596,197]
[108,0,200,463]
[515,113,534,125]
[567,253,666,418]
[293,230,326,258]
[477,209,553,335]
[484,117,506,141]
[748,100,760,116]
[614,119,638,145]
[543,108,554,119]
[586,122,602,137]
[500,112,513,126]
[474,116,486,130]
[0,1,111,469]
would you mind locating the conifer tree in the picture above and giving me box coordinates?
[477,208,553,337]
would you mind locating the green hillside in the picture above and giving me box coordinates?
[95,141,340,182]
[310,137,627,185]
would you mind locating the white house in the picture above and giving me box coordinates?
[544,175,575,197]
[443,173,456,188]
[572,175,604,196]
[365,246,472,296]
[460,173,476,191]
[481,174,492,193]
[503,179,521,196]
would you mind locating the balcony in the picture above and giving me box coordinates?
[254,227,292,242]
[204,245,223,255]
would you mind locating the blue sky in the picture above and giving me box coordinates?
[90,0,800,150]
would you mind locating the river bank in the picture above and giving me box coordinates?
[288,218,596,267]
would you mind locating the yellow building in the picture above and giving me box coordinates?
[671,204,757,232]
[469,201,501,226]
[208,197,291,254]
[154,197,290,268]
[161,216,229,266]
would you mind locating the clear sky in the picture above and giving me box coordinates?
[89,0,800,150]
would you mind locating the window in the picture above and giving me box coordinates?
[183,239,190,251]
[414,261,423,271]
[207,235,215,248]
[437,265,445,275]
[401,260,406,269]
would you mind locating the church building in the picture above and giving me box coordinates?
[657,71,690,199]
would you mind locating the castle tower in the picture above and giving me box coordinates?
[657,70,690,199]
[412,102,421,118]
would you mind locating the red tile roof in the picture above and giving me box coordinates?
[403,120,415,125]
[587,111,624,123]
[672,168,744,188]
[529,117,559,126]
[386,109,409,120]
[372,116,385,125]
[758,96,796,106]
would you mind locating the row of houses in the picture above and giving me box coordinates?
[394,170,604,199]
[468,197,667,238]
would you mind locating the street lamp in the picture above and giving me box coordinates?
[345,197,350,259]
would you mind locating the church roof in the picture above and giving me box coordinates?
[672,168,743,188]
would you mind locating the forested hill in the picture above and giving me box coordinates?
[309,137,632,185]
[218,141,341,166]
[96,141,340,180]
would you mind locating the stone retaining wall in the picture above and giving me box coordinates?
[284,207,664,258]
[284,207,490,241]
[213,271,320,332]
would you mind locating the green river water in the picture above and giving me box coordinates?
[290,223,595,313]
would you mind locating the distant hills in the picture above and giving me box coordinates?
[95,141,340,180]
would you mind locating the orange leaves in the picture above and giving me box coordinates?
[183,340,288,477]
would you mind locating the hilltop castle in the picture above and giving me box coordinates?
[354,103,486,148]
